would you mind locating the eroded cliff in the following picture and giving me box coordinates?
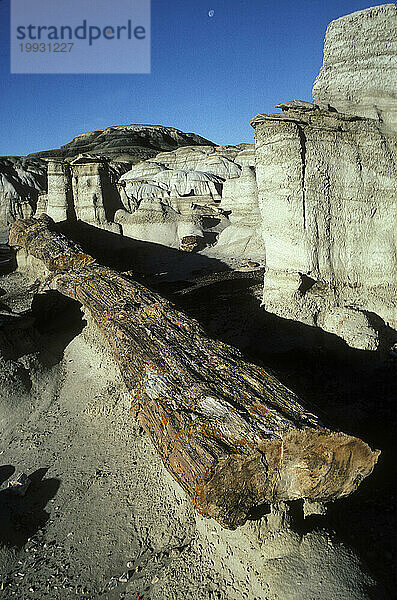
[251,103,397,349]
[313,4,397,131]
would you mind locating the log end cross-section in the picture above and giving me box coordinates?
[190,430,379,528]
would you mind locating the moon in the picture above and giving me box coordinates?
[208,10,215,18]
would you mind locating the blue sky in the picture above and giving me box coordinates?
[0,0,384,156]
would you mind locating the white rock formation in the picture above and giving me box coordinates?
[45,160,73,222]
[1,123,216,237]
[0,158,46,241]
[152,169,223,199]
[114,201,182,248]
[233,145,256,167]
[38,155,128,235]
[149,144,249,173]
[70,156,114,228]
[4,139,262,262]
[251,103,397,349]
[215,165,265,259]
[114,144,263,258]
[119,180,169,213]
[119,161,167,180]
[194,155,242,179]
[313,4,397,132]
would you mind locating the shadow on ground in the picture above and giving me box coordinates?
[163,273,397,596]
[52,221,396,593]
[0,468,60,548]
[59,220,230,279]
[30,291,87,368]
[3,220,396,593]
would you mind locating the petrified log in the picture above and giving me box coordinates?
[9,215,95,271]
[9,217,380,529]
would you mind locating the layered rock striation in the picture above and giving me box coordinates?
[251,102,397,349]
[28,124,216,163]
[36,143,265,260]
[0,157,47,241]
[114,145,253,254]
[1,125,216,237]
[313,4,397,131]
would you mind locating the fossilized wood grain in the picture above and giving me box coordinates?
[9,216,380,528]
[9,215,95,272]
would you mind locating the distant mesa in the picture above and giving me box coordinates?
[27,124,216,164]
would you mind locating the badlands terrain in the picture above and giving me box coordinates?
[0,4,396,600]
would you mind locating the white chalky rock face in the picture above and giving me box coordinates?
[195,156,242,179]
[149,146,215,172]
[125,181,169,200]
[0,158,47,240]
[313,4,397,131]
[234,146,256,167]
[5,139,261,261]
[251,104,397,349]
[152,169,223,197]
[215,165,266,259]
[143,145,249,173]
[317,308,380,351]
[119,162,168,180]
[0,122,215,234]
[114,144,264,258]
[221,166,258,224]
[114,203,182,248]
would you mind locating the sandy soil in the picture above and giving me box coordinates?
[0,266,392,600]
